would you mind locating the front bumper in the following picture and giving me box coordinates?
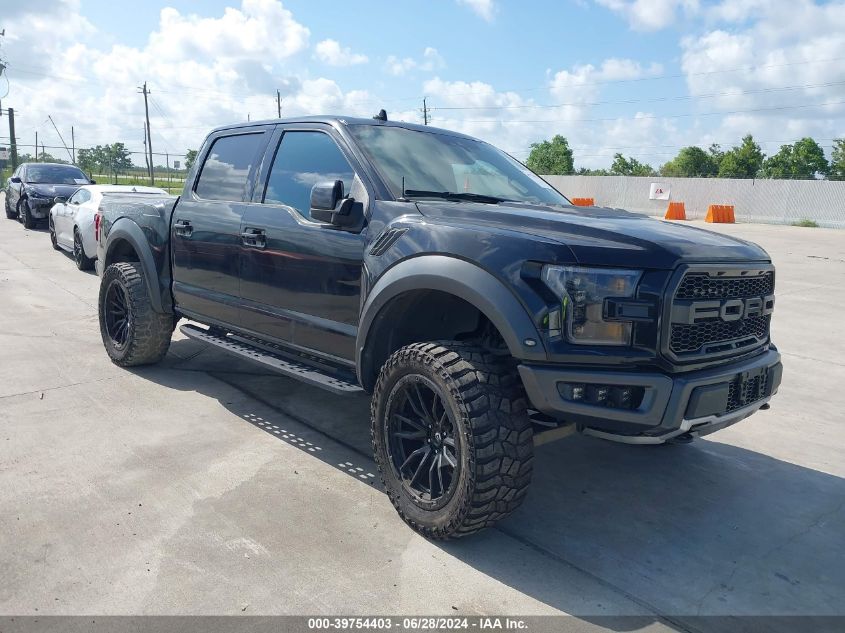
[26,198,53,218]
[518,349,782,444]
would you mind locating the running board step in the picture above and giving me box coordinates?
[180,324,363,395]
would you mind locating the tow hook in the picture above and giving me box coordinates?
[760,403,771,410]
[667,432,696,445]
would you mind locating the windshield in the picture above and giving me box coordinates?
[348,125,569,206]
[26,165,89,185]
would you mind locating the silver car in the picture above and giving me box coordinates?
[49,185,169,270]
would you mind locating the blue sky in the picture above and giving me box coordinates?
[2,0,844,168]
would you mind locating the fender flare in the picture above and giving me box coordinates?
[356,255,547,388]
[104,219,170,314]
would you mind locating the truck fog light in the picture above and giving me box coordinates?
[586,385,609,403]
[558,383,586,401]
[611,387,632,408]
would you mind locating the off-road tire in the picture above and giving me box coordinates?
[21,200,36,229]
[371,341,533,539]
[49,217,60,250]
[98,262,172,366]
[4,196,16,220]
[73,228,95,270]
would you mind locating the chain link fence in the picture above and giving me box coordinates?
[1,143,190,195]
[544,175,845,229]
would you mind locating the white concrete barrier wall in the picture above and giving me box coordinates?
[542,175,845,229]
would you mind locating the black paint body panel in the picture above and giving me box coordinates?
[95,116,777,417]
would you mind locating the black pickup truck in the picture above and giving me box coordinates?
[95,114,782,538]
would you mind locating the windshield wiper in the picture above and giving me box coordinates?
[403,189,509,204]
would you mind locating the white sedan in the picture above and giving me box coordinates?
[49,185,169,270]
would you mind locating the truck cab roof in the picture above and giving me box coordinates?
[208,115,478,142]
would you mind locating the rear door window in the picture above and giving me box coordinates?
[195,133,265,202]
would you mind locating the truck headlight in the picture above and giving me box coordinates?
[541,265,642,345]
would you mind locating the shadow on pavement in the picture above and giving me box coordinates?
[131,339,845,631]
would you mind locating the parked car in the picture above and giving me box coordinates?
[94,114,782,539]
[4,162,93,228]
[49,185,169,270]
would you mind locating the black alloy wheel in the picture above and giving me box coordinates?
[386,375,460,509]
[103,278,130,349]
[73,229,94,270]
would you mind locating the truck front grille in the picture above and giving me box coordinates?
[670,315,770,354]
[676,271,774,300]
[666,266,774,361]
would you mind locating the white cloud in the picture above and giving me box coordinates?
[456,0,496,21]
[314,39,368,66]
[149,0,310,61]
[548,58,664,113]
[385,47,445,76]
[418,61,688,171]
[679,0,845,149]
[1,1,380,163]
[594,0,699,31]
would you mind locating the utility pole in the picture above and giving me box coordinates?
[422,97,429,125]
[48,115,73,162]
[142,125,150,179]
[139,82,153,185]
[35,131,38,161]
[71,126,75,164]
[276,89,282,118]
[8,107,17,168]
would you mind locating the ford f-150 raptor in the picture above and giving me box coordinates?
[94,114,782,538]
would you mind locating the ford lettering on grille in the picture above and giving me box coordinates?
[671,295,775,324]
[665,268,775,360]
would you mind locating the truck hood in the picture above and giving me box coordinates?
[415,201,770,269]
[25,183,82,198]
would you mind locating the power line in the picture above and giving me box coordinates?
[433,55,845,97]
[8,54,845,110]
[453,99,845,124]
[431,80,845,111]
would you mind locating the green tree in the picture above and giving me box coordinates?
[36,151,67,164]
[830,138,845,180]
[76,143,132,180]
[660,146,718,177]
[76,147,97,175]
[185,149,198,170]
[762,138,829,179]
[718,135,765,178]
[526,135,574,175]
[576,166,610,176]
[610,153,656,176]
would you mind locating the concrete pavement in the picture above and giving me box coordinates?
[1,196,843,630]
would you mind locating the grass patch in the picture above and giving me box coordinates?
[92,173,185,195]
[792,219,820,228]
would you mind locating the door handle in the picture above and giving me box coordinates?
[241,228,266,248]
[174,219,193,238]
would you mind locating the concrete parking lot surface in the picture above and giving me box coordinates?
[1,194,843,630]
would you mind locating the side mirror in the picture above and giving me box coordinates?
[310,180,344,223]
[54,196,67,204]
[10,177,21,184]
[90,179,96,184]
